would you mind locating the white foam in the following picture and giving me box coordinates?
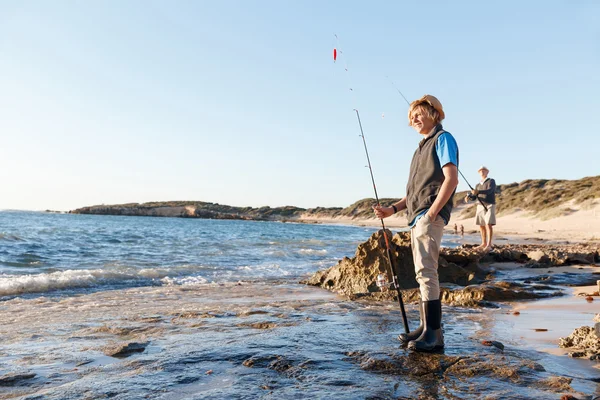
[161,276,209,286]
[0,269,133,296]
[0,265,213,296]
[297,248,328,255]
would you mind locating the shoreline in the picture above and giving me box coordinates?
[298,204,600,244]
[30,203,600,244]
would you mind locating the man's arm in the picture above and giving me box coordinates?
[427,163,459,220]
[373,197,407,219]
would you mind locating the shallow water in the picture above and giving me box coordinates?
[1,212,598,399]
[0,283,598,399]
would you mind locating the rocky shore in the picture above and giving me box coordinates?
[304,231,599,307]
[304,230,600,377]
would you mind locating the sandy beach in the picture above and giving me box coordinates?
[300,202,600,243]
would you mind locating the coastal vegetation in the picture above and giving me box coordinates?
[71,176,599,221]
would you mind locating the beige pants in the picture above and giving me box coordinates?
[411,213,445,301]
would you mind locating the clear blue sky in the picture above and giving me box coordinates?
[1,1,598,211]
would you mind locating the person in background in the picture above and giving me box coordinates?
[464,166,497,251]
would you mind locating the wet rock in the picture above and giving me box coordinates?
[347,350,552,385]
[303,231,486,296]
[237,321,296,329]
[439,282,560,307]
[269,357,293,373]
[527,273,600,287]
[444,355,520,382]
[242,355,280,368]
[539,376,573,391]
[238,322,278,329]
[559,325,600,360]
[482,243,599,266]
[349,279,562,307]
[0,371,36,386]
[528,250,550,264]
[346,350,462,377]
[481,340,505,351]
[103,341,149,358]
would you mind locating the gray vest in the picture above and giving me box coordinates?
[405,124,458,225]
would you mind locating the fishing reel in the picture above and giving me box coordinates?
[376,273,397,292]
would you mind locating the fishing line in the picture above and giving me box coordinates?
[334,34,410,334]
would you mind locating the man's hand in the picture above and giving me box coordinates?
[426,210,438,221]
[373,205,394,219]
[464,195,471,203]
[471,189,479,195]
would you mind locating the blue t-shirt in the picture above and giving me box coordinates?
[409,132,459,228]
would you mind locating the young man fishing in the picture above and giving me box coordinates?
[464,166,497,251]
[374,95,458,352]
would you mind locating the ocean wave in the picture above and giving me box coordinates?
[0,265,215,296]
[297,248,328,255]
[0,269,146,296]
[161,276,209,285]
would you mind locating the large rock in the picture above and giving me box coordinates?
[304,230,485,297]
[303,230,575,307]
[559,324,600,360]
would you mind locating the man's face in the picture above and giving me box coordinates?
[479,169,489,179]
[410,107,436,135]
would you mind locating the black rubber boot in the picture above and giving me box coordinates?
[398,301,424,346]
[407,299,444,352]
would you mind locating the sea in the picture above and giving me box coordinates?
[0,211,461,300]
[1,211,598,399]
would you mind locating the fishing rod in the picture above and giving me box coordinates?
[355,109,410,335]
[457,169,489,212]
[334,34,409,334]
[388,80,489,212]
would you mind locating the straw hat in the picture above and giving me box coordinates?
[408,95,445,121]
[478,166,489,172]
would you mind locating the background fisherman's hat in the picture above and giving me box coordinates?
[409,95,445,121]
[478,166,489,172]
